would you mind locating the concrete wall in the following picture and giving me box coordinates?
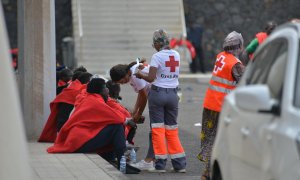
[18,0,56,139]
[183,0,300,70]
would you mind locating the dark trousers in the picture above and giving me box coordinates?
[76,124,126,162]
[56,103,74,132]
[190,46,206,73]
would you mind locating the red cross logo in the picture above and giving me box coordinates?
[213,55,225,73]
[165,56,179,72]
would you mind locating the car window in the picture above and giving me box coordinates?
[266,44,287,99]
[294,42,300,108]
[247,40,284,85]
[246,43,276,85]
[246,38,287,100]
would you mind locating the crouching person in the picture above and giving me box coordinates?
[47,78,140,174]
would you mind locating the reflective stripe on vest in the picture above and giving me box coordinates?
[170,152,186,159]
[211,75,237,86]
[208,84,232,94]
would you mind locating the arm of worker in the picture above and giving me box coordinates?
[135,66,157,83]
[132,88,148,122]
[246,38,259,54]
[231,62,245,84]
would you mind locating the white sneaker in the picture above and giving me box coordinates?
[130,160,154,171]
[148,167,166,173]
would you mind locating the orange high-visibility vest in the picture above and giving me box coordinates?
[256,32,268,44]
[203,52,240,112]
[249,32,268,60]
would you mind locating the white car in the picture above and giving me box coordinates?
[211,22,300,180]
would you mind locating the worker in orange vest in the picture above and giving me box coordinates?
[243,21,277,64]
[198,31,245,180]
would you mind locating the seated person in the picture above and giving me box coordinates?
[56,68,73,95]
[106,80,122,103]
[47,78,140,174]
[73,65,87,73]
[38,72,92,142]
[57,66,87,95]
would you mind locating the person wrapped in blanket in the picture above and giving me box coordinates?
[47,78,141,174]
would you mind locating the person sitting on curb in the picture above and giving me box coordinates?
[74,77,137,147]
[106,80,122,103]
[56,68,73,95]
[38,72,92,142]
[47,78,141,174]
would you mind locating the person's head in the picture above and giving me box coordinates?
[106,80,121,100]
[77,72,93,84]
[73,66,87,74]
[152,29,170,51]
[223,31,244,57]
[87,78,109,102]
[59,68,73,83]
[264,21,277,35]
[72,71,83,81]
[110,64,131,84]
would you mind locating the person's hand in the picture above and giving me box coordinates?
[137,64,144,70]
[136,116,145,124]
[132,113,141,123]
[124,118,137,128]
[134,70,143,79]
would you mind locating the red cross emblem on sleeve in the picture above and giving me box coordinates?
[165,56,179,72]
[213,55,225,73]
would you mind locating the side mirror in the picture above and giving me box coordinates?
[235,85,276,112]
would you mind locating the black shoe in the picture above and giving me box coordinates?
[125,163,141,174]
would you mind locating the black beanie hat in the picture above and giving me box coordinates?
[87,78,106,94]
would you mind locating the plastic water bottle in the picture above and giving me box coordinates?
[119,155,126,173]
[130,148,136,163]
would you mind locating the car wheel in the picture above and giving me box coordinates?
[212,161,222,180]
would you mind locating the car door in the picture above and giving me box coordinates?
[259,28,300,180]
[228,38,288,180]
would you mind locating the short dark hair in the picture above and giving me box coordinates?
[87,78,106,94]
[59,69,73,80]
[110,64,130,82]
[73,66,87,73]
[77,72,93,84]
[265,21,277,35]
[72,71,83,81]
[106,80,121,99]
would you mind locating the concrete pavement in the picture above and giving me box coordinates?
[29,142,128,180]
